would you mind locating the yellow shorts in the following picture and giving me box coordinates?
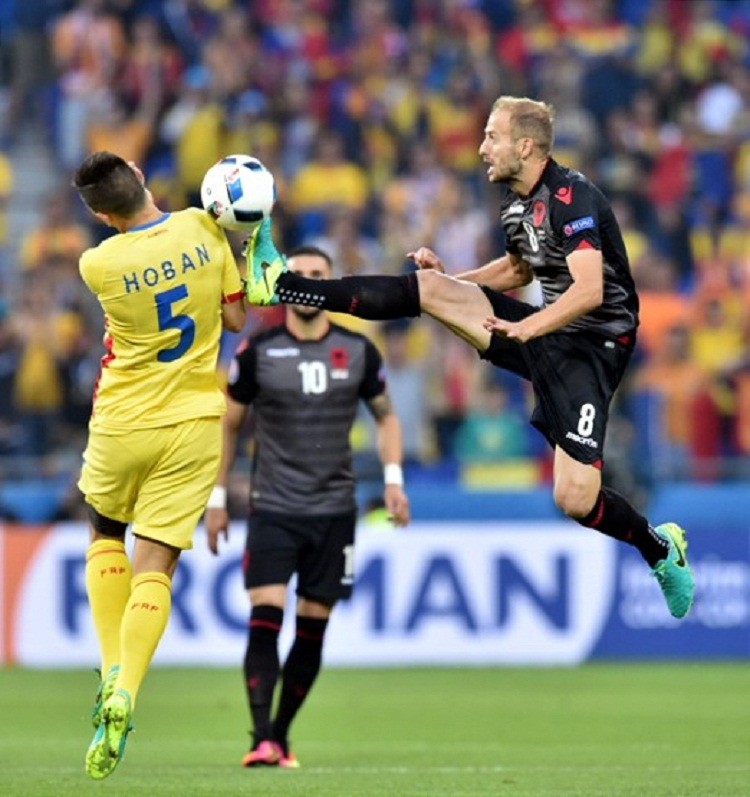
[78,417,222,550]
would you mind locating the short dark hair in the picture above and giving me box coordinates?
[287,245,333,268]
[72,151,146,216]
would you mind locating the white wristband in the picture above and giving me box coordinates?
[383,463,404,487]
[206,485,227,509]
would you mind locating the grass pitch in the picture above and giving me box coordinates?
[1,664,748,796]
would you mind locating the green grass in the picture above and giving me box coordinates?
[1,664,748,796]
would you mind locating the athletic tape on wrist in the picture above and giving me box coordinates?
[206,485,227,510]
[383,463,404,487]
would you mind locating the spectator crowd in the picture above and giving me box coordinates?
[0,0,748,517]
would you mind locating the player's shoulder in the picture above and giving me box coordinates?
[237,324,289,354]
[86,229,121,254]
[79,232,126,292]
[328,321,374,346]
[171,206,224,236]
[159,207,229,246]
[79,231,122,266]
[544,159,598,201]
[176,206,214,225]
[253,323,289,344]
[544,158,587,190]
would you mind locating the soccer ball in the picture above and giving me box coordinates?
[200,154,276,231]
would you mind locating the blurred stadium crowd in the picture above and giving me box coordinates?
[0,0,748,520]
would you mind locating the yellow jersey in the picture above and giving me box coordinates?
[80,208,243,432]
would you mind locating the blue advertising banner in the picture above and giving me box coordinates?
[1,519,747,665]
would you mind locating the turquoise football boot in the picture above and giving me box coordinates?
[243,217,286,305]
[651,523,695,619]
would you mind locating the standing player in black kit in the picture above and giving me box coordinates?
[205,245,410,768]
[244,95,695,621]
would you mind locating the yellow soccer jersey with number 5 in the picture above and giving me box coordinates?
[80,208,243,432]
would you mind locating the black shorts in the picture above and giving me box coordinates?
[243,509,357,604]
[479,287,635,466]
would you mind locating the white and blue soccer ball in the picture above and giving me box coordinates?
[200,154,276,231]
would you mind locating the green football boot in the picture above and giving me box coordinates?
[651,523,695,619]
[243,217,286,305]
[92,664,119,729]
[85,689,133,780]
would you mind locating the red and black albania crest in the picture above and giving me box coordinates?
[533,200,546,227]
[330,347,349,369]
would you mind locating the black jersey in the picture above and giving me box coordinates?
[227,322,386,515]
[499,158,639,337]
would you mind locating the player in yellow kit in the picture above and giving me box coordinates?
[72,151,246,780]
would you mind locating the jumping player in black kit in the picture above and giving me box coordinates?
[205,245,410,768]
[243,95,695,623]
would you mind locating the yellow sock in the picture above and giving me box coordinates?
[116,572,172,708]
[85,539,132,675]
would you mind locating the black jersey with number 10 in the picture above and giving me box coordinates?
[227,323,386,515]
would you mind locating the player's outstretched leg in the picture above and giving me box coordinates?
[85,688,133,780]
[243,218,287,305]
[243,218,422,321]
[91,664,120,728]
[650,523,695,618]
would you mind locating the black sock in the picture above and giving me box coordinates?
[272,615,328,747]
[276,272,421,319]
[244,604,284,744]
[576,487,669,567]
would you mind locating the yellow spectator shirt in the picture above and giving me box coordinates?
[0,153,13,246]
[177,104,225,193]
[79,208,242,432]
[291,162,369,212]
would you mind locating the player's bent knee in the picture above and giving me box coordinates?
[249,585,286,607]
[86,503,128,538]
[553,483,597,519]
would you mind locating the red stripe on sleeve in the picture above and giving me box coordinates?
[91,320,115,410]
[575,240,595,251]
[222,291,244,304]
